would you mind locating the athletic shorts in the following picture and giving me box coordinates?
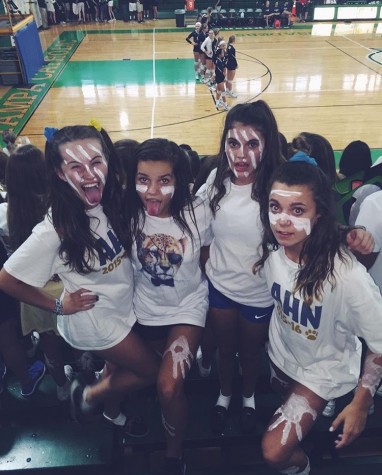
[137,3,143,12]
[129,2,136,11]
[133,322,172,341]
[208,279,273,324]
[108,1,113,6]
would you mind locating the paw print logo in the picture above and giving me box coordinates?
[305,329,318,341]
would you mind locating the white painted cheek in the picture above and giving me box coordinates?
[94,168,106,185]
[225,145,239,177]
[268,212,312,236]
[247,149,257,170]
[65,173,87,201]
[136,184,148,193]
[160,185,175,197]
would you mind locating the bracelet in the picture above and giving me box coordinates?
[54,298,63,316]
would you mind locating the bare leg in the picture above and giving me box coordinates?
[156,325,202,458]
[262,380,326,472]
[85,331,159,405]
[209,307,239,399]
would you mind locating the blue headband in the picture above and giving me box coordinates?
[289,151,318,166]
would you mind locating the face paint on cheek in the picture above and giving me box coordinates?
[136,184,148,193]
[160,185,175,197]
[268,212,312,236]
[93,167,106,185]
[225,145,239,177]
[88,143,108,168]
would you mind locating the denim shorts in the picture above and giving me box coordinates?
[208,279,273,324]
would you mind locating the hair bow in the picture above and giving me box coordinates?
[89,119,102,132]
[289,151,318,167]
[44,127,58,143]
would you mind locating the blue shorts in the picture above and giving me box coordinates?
[208,280,273,324]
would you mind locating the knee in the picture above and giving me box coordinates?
[262,432,292,467]
[157,376,182,404]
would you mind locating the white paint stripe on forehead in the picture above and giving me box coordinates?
[77,144,92,161]
[136,184,148,193]
[65,147,82,163]
[271,189,302,197]
[161,185,175,197]
[269,212,311,235]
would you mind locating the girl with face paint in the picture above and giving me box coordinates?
[196,100,285,436]
[255,159,382,475]
[125,138,212,475]
[0,125,159,434]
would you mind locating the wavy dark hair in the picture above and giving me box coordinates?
[254,161,349,304]
[290,132,339,186]
[45,125,128,274]
[6,144,48,251]
[125,138,199,244]
[209,100,285,216]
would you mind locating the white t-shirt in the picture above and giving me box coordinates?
[264,247,382,400]
[355,190,382,293]
[4,205,136,351]
[198,170,273,308]
[131,197,211,327]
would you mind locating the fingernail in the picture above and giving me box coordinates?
[329,426,334,432]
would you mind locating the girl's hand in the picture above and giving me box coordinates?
[329,403,368,449]
[62,288,98,315]
[346,228,374,255]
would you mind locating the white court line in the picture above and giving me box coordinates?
[150,28,157,138]
[341,35,375,52]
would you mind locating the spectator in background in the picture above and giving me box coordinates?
[339,140,372,180]
[289,132,339,186]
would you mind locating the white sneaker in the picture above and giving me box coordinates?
[196,348,211,378]
[26,331,40,358]
[223,103,231,111]
[227,90,238,98]
[322,399,335,417]
[195,73,199,80]
[216,100,223,109]
[57,365,73,402]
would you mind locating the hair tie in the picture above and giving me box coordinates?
[289,151,318,167]
[89,119,102,132]
[44,127,58,143]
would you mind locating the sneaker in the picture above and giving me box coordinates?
[216,100,223,109]
[196,348,211,378]
[195,73,199,80]
[322,399,335,417]
[227,90,238,98]
[200,77,209,84]
[103,413,149,437]
[21,360,46,397]
[223,103,231,111]
[70,378,96,422]
[0,361,6,395]
[26,331,40,358]
[57,365,74,402]
[162,456,186,475]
